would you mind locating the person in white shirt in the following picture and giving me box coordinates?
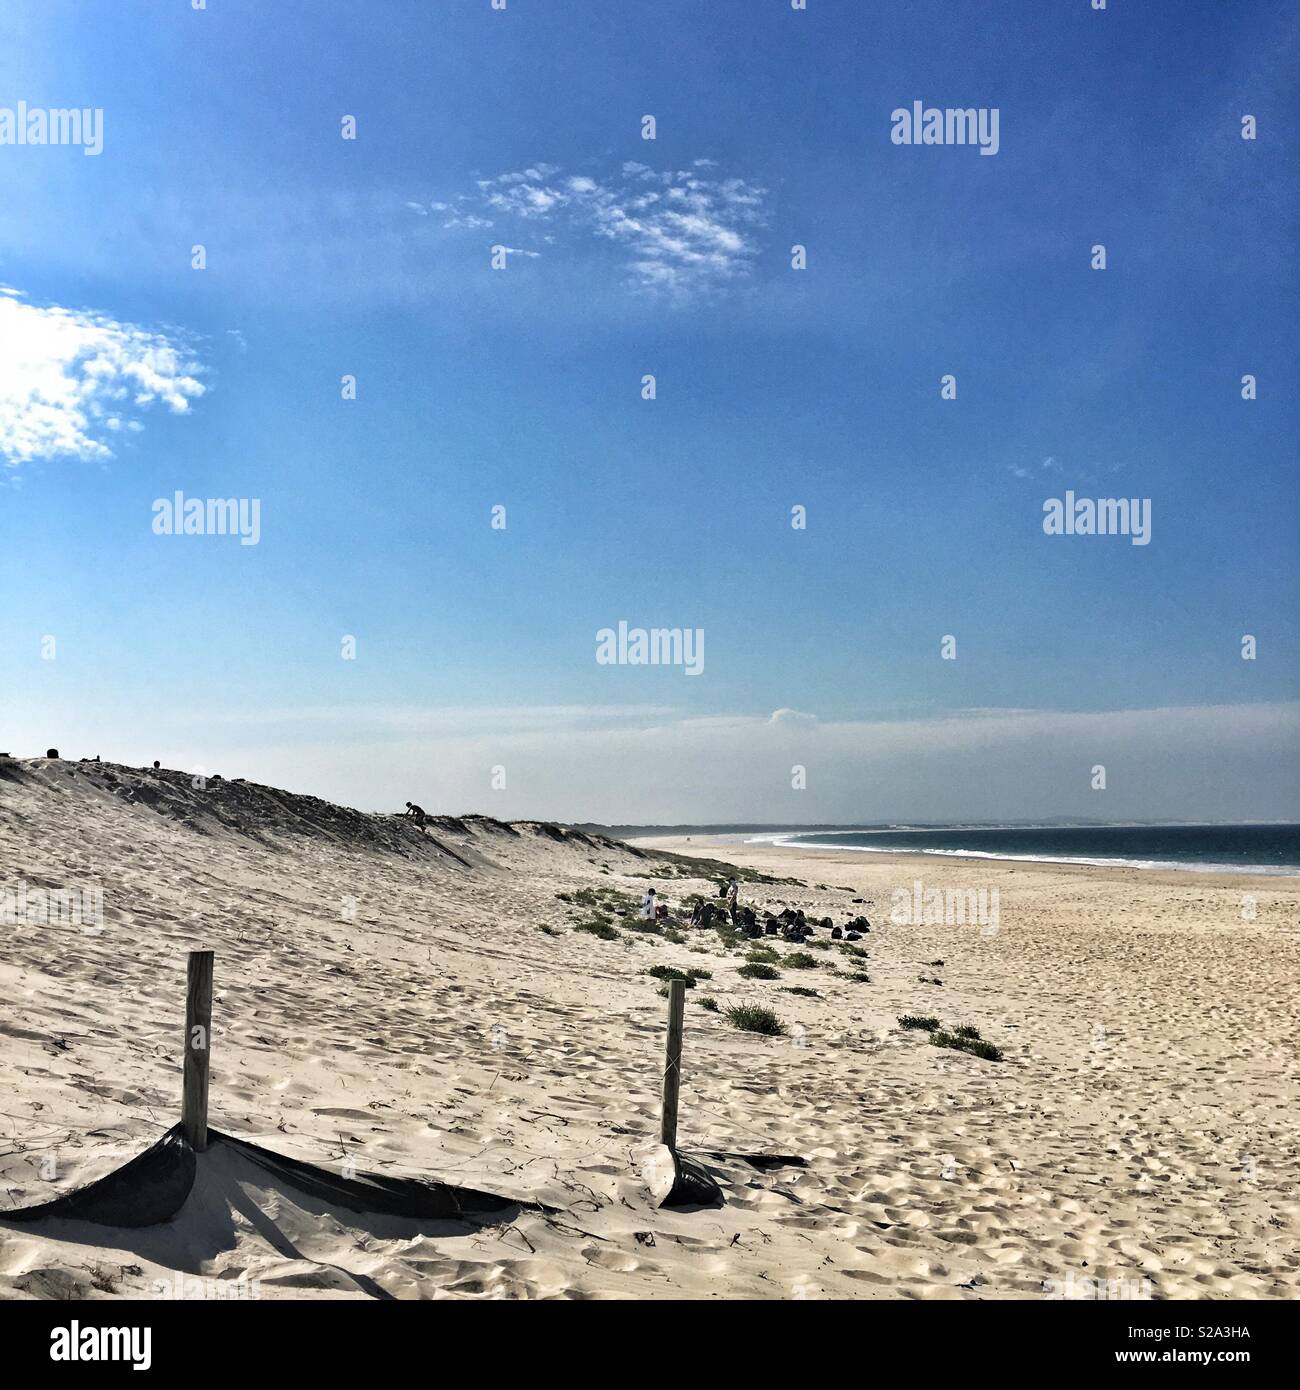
[640,887,657,921]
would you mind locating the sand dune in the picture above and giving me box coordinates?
[1,757,1296,1299]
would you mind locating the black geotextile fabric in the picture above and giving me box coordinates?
[659,1150,724,1209]
[1,1125,527,1229]
[2,1126,194,1228]
[709,1151,807,1172]
[209,1129,523,1219]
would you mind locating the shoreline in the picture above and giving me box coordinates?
[631,832,1300,891]
[631,834,1300,889]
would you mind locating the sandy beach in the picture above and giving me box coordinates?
[1,759,1297,1301]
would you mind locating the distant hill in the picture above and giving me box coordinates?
[578,819,1120,838]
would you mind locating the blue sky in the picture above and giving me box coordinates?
[1,0,1296,821]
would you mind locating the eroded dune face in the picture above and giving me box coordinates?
[1,760,1297,1301]
[0,757,539,860]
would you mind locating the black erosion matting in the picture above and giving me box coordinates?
[709,1151,807,1172]
[2,1125,527,1229]
[656,1150,803,1207]
[659,1149,725,1209]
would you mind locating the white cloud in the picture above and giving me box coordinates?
[0,289,205,466]
[486,182,567,218]
[425,160,768,297]
[768,708,819,727]
[443,212,494,230]
[1008,455,1125,483]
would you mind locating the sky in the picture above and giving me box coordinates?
[1,0,1297,823]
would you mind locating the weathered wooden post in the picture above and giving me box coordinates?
[659,978,686,1150]
[182,950,214,1151]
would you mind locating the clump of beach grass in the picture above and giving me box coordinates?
[646,964,712,988]
[931,1030,1003,1062]
[646,964,695,988]
[898,1014,940,1032]
[725,1003,787,1036]
[738,962,780,981]
[575,919,620,942]
[782,951,819,970]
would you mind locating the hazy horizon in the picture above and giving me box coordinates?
[5,696,1298,826]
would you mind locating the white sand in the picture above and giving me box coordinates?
[1,759,1297,1300]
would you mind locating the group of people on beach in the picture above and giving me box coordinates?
[641,874,739,922]
[640,877,869,942]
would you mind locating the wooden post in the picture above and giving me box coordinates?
[659,978,686,1150]
[182,950,214,1151]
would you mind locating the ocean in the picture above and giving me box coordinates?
[769,824,1300,875]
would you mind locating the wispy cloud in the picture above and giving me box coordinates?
[1008,455,1125,483]
[408,159,768,297]
[0,288,205,466]
[1008,456,1059,480]
[190,703,681,733]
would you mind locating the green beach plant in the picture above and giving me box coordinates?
[931,1030,1003,1062]
[725,1003,787,1036]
